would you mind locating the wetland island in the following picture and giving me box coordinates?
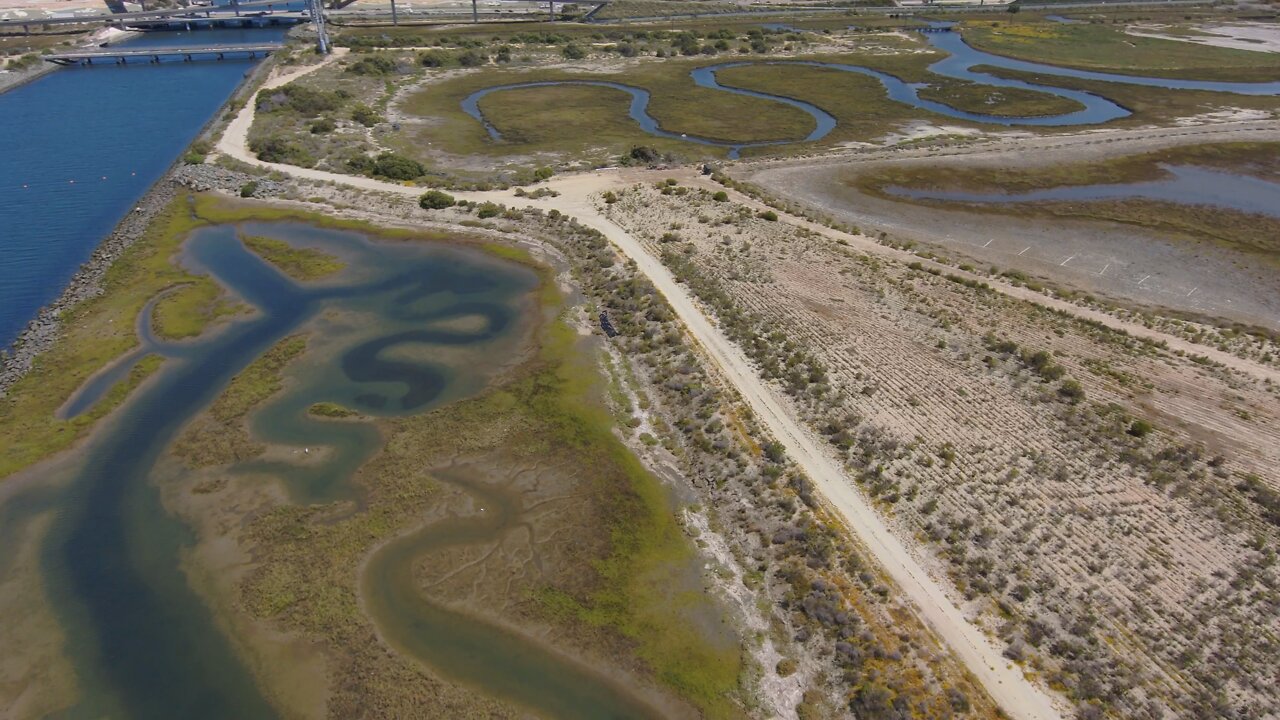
[3,0,1280,719]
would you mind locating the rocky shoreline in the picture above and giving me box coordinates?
[0,162,285,398]
[0,178,179,396]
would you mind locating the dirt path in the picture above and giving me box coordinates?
[211,79,1277,716]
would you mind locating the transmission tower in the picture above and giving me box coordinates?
[309,0,330,54]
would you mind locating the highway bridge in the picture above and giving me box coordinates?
[44,42,281,64]
[0,4,308,33]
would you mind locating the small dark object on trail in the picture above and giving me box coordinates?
[599,311,618,338]
[701,164,718,176]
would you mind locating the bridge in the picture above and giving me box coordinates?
[0,4,308,33]
[44,42,281,65]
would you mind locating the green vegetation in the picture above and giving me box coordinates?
[249,135,316,167]
[345,53,400,76]
[256,82,349,116]
[348,151,424,181]
[210,335,307,424]
[172,335,307,470]
[962,21,1280,82]
[395,59,823,164]
[308,402,358,418]
[241,234,347,281]
[915,78,1084,117]
[152,281,245,340]
[238,241,742,716]
[0,196,206,480]
[419,189,457,209]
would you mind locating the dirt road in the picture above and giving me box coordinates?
[213,69,1272,716]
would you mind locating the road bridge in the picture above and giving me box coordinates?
[44,42,281,64]
[0,5,307,33]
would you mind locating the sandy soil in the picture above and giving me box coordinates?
[602,177,1280,717]
[741,121,1280,331]
[1127,23,1280,54]
[211,58,1280,714]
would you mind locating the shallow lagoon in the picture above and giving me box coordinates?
[0,221,690,717]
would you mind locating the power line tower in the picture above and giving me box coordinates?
[309,0,330,54]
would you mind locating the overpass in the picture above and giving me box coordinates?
[44,42,281,64]
[0,4,308,33]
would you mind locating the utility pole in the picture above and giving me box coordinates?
[548,0,554,22]
[471,0,477,24]
[391,0,398,25]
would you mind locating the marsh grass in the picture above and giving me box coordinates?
[167,199,745,714]
[0,196,208,479]
[241,234,347,281]
[241,316,744,718]
[307,401,358,418]
[152,281,246,340]
[962,21,1280,82]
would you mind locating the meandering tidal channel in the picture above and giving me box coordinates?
[463,24,1280,157]
[1,219,669,717]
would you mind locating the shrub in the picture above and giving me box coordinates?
[239,181,259,198]
[1127,419,1153,438]
[758,210,778,222]
[419,189,456,209]
[346,54,398,76]
[628,146,660,164]
[476,202,501,219]
[1058,379,1085,403]
[351,103,383,127]
[533,166,554,181]
[258,83,346,116]
[309,117,336,134]
[562,43,587,60]
[713,191,728,202]
[418,50,448,67]
[370,152,424,181]
[250,136,315,167]
[457,50,487,67]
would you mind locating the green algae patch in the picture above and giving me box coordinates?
[241,234,347,281]
[173,334,308,469]
[0,194,206,480]
[152,281,247,340]
[240,305,743,717]
[213,335,307,423]
[527,320,744,718]
[307,401,358,419]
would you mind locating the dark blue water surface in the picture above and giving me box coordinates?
[0,28,281,349]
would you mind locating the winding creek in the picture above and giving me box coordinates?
[463,23,1280,157]
[4,220,669,717]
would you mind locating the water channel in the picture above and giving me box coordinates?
[462,23,1280,158]
[0,27,282,348]
[4,218,676,718]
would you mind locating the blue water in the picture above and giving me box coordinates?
[30,221,538,718]
[886,164,1280,216]
[0,28,281,349]
[461,23,1280,157]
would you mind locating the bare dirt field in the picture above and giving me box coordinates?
[740,122,1280,331]
[600,176,1280,719]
